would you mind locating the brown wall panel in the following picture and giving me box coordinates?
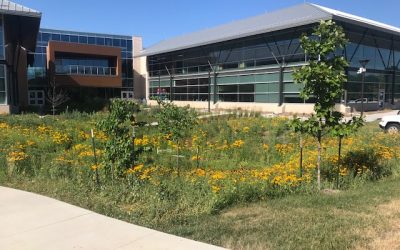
[47,41,122,88]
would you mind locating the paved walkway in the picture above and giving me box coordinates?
[0,187,225,250]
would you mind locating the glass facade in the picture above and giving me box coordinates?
[148,21,400,105]
[28,29,133,90]
[148,25,310,103]
[54,54,117,76]
[343,22,400,104]
[0,17,5,105]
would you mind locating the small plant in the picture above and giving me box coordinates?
[155,100,198,174]
[341,148,392,180]
[331,117,364,188]
[98,99,140,178]
[47,77,70,116]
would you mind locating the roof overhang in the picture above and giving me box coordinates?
[4,14,41,51]
[141,3,400,57]
[2,1,41,52]
[0,0,41,18]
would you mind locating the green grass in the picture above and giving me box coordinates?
[1,110,400,249]
[170,178,400,249]
[2,174,400,249]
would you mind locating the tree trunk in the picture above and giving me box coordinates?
[176,146,180,177]
[317,135,322,190]
[337,136,342,189]
[196,146,200,169]
[52,85,56,116]
[299,135,303,177]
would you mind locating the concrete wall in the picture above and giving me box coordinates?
[0,105,10,114]
[146,100,352,115]
[133,37,147,100]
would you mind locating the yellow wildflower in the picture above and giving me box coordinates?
[194,168,206,177]
[191,155,201,161]
[8,151,27,162]
[0,122,10,129]
[211,185,221,193]
[211,171,225,180]
[232,140,244,148]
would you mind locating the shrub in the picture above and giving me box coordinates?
[341,148,392,180]
[98,99,140,178]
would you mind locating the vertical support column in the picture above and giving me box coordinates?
[213,72,218,104]
[278,66,284,106]
[158,72,161,99]
[208,70,211,112]
[392,69,396,105]
[344,68,349,105]
[391,39,396,105]
[169,75,174,101]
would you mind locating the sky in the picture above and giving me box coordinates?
[15,0,400,48]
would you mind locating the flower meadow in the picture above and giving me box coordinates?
[0,108,399,226]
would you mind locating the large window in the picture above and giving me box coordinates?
[148,22,400,104]
[30,29,134,93]
[54,53,117,76]
[147,26,309,77]
[0,65,6,104]
[0,17,5,104]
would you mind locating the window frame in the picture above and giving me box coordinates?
[121,91,134,99]
[28,90,45,106]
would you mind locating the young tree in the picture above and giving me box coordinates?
[46,77,69,116]
[291,20,349,190]
[98,99,140,179]
[289,116,308,177]
[155,100,197,175]
[331,117,364,188]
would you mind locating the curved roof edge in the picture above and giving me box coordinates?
[141,3,400,57]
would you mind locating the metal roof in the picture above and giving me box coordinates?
[0,0,41,18]
[141,3,400,57]
[311,4,400,34]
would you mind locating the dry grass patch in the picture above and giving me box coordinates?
[365,199,400,250]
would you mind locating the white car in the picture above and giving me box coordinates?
[379,111,400,133]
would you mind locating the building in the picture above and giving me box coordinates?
[142,3,400,113]
[1,0,146,114]
[28,29,136,109]
[0,0,41,114]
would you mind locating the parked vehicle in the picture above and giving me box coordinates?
[379,111,400,133]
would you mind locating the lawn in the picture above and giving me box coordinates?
[0,105,399,249]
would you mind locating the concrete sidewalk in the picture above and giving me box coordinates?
[0,186,226,250]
